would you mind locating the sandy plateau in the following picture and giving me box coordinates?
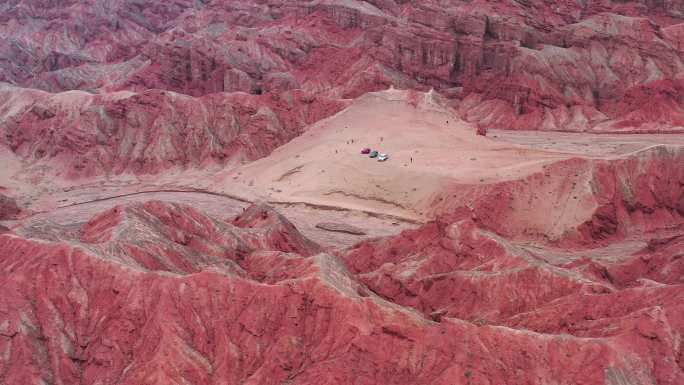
[218,89,684,224]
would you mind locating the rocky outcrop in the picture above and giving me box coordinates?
[223,68,255,93]
[66,201,321,272]
[1,0,683,133]
[343,212,588,322]
[0,193,21,220]
[3,199,684,385]
[425,145,684,246]
[341,206,684,384]
[600,79,684,131]
[231,202,323,257]
[0,84,346,177]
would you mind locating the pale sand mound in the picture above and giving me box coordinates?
[215,88,566,220]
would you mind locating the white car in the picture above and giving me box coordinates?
[377,153,389,161]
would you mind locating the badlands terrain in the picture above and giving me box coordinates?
[1,1,684,384]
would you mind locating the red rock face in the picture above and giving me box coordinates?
[2,200,683,385]
[0,85,346,177]
[0,0,682,144]
[601,79,684,131]
[342,213,684,385]
[425,145,684,246]
[0,193,21,220]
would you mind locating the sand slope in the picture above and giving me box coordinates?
[216,88,566,220]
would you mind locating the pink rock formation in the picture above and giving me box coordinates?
[426,145,684,246]
[342,210,684,385]
[76,201,321,271]
[2,200,683,384]
[0,193,21,220]
[0,85,346,177]
[0,0,683,137]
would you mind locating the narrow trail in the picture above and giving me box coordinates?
[35,189,251,214]
[32,188,423,225]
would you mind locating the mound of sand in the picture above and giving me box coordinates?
[215,88,565,220]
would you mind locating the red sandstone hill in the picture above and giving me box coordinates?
[1,200,683,385]
[0,84,346,177]
[427,144,684,245]
[0,0,683,141]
